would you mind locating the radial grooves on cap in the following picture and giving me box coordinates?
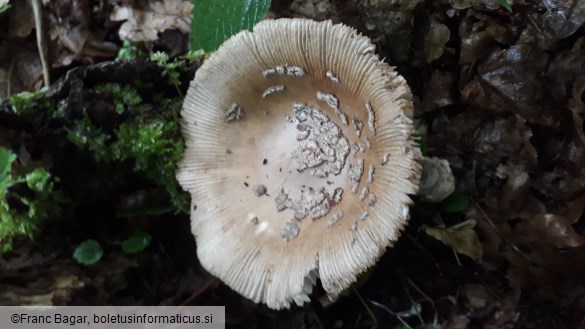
[177,18,420,310]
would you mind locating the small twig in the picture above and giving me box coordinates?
[453,248,462,266]
[368,299,412,329]
[399,277,425,326]
[471,199,543,268]
[405,278,439,326]
[32,0,50,88]
[309,308,325,329]
[7,57,15,97]
[405,279,432,305]
[179,277,219,306]
[353,287,378,329]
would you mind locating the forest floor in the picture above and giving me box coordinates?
[1,0,585,328]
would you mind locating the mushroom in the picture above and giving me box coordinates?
[176,18,421,309]
[418,156,455,203]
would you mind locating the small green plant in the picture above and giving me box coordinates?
[64,83,189,213]
[94,83,142,114]
[151,51,184,93]
[121,231,152,254]
[0,3,11,14]
[74,239,104,265]
[440,190,470,213]
[499,0,512,12]
[185,49,206,62]
[0,147,16,183]
[66,112,111,161]
[1,147,66,252]
[73,231,152,265]
[115,40,147,61]
[413,190,470,219]
[9,90,45,114]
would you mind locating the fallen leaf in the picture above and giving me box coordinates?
[424,219,483,261]
[515,213,585,249]
[8,0,34,38]
[462,44,557,127]
[424,18,450,63]
[529,0,585,40]
[422,70,455,112]
[458,10,512,65]
[460,283,490,313]
[450,0,500,10]
[45,0,119,67]
[111,0,193,42]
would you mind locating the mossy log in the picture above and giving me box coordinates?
[1,59,200,219]
[0,59,210,305]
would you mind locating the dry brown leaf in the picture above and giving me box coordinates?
[515,213,585,249]
[44,0,118,67]
[460,283,490,313]
[356,0,422,62]
[458,10,511,65]
[111,0,193,42]
[422,70,455,112]
[8,0,35,38]
[529,0,585,40]
[462,44,557,127]
[424,220,483,261]
[450,0,500,10]
[289,0,338,21]
[424,18,450,63]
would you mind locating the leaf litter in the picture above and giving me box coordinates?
[1,0,585,327]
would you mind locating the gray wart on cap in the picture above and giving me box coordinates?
[176,18,421,310]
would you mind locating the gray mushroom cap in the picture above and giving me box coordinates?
[176,18,421,310]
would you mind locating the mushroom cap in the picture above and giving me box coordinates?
[177,18,421,310]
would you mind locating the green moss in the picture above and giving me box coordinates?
[151,52,184,93]
[66,112,111,161]
[0,147,16,183]
[115,40,147,61]
[113,118,188,212]
[95,83,142,114]
[52,99,69,119]
[9,90,46,114]
[185,49,206,62]
[0,147,67,252]
[65,83,189,214]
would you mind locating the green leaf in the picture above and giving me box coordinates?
[25,169,52,191]
[0,147,16,184]
[115,40,146,61]
[407,302,422,316]
[413,201,438,218]
[0,4,11,14]
[73,240,103,265]
[121,231,152,254]
[440,191,470,213]
[499,0,512,12]
[190,0,271,52]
